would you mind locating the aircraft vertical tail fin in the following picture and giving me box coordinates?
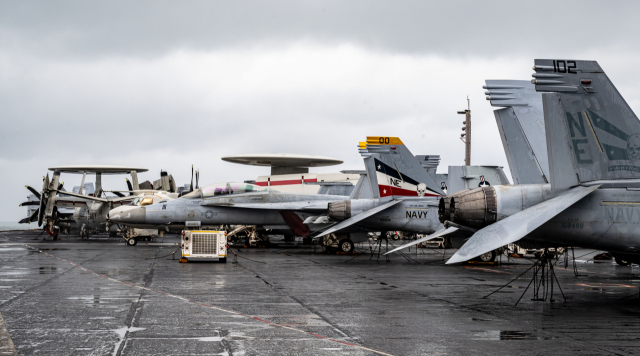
[168,174,177,193]
[484,80,548,184]
[130,171,140,190]
[358,136,444,198]
[348,173,374,199]
[533,59,640,188]
[160,171,170,191]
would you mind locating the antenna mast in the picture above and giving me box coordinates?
[458,97,471,166]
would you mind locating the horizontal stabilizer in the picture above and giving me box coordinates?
[384,227,458,255]
[446,184,600,264]
[316,200,401,238]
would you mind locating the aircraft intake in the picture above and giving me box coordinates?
[438,187,497,229]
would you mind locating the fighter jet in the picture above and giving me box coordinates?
[305,136,510,257]
[107,181,358,245]
[396,59,640,266]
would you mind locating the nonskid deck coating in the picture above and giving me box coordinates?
[1,231,640,355]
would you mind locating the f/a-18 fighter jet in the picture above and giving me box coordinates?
[308,136,510,255]
[392,59,640,266]
[108,181,356,245]
[20,165,149,238]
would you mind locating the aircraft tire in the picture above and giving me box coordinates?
[339,239,354,253]
[127,238,138,247]
[475,250,496,263]
[219,258,227,263]
[615,257,631,266]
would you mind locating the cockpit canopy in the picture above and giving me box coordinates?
[182,182,267,199]
[131,196,157,206]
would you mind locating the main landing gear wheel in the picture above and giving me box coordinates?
[339,239,354,253]
[615,257,631,266]
[475,250,496,263]
[127,238,138,246]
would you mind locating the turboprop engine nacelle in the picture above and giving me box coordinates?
[439,184,555,229]
[328,200,378,221]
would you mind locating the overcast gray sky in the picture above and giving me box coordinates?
[2,1,640,222]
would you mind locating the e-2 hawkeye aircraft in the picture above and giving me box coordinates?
[20,165,150,238]
[394,59,640,266]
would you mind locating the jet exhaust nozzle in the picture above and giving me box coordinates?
[438,187,497,229]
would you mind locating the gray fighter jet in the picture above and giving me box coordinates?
[108,182,353,244]
[309,136,510,255]
[405,59,640,266]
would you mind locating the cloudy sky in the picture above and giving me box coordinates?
[2,1,640,222]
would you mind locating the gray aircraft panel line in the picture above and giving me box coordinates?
[431,59,640,264]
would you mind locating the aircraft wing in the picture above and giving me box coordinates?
[446,184,601,264]
[202,201,332,211]
[316,200,402,238]
[385,227,459,255]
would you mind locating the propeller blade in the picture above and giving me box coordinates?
[58,182,64,191]
[41,174,48,193]
[196,169,199,189]
[25,185,41,200]
[19,201,40,206]
[29,208,39,223]
[112,191,125,197]
[126,178,134,196]
[19,208,38,224]
[37,191,46,227]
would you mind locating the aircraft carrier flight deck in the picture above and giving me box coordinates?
[1,231,639,356]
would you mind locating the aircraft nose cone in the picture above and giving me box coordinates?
[108,206,146,223]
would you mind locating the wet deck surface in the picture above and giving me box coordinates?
[1,230,640,355]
